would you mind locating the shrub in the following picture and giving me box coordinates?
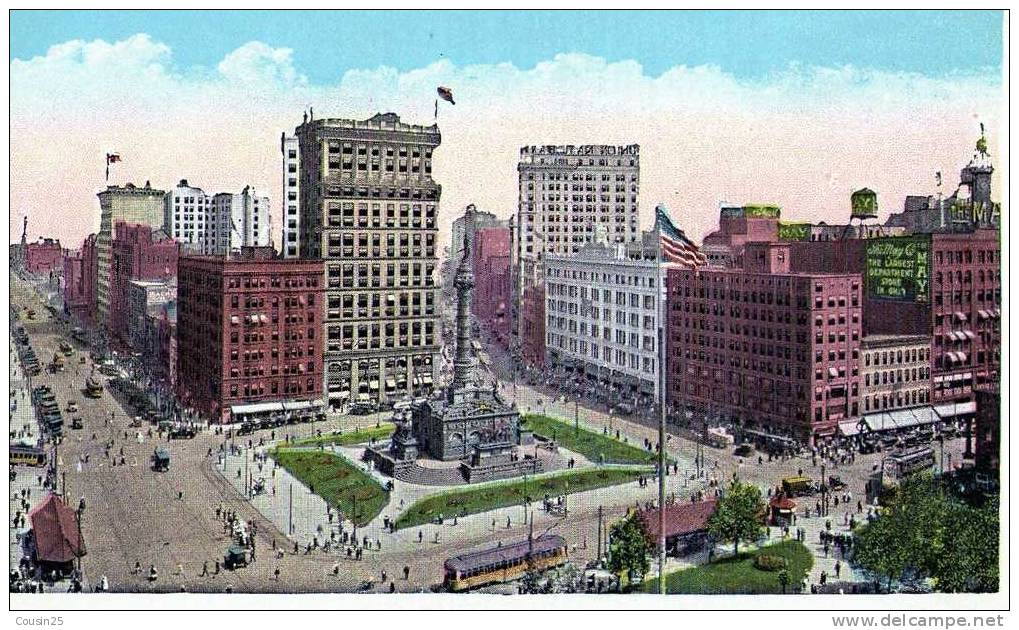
[754,554,787,572]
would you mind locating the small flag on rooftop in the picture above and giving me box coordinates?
[437,86,455,105]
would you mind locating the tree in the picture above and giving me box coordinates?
[607,513,651,588]
[853,473,999,593]
[777,569,790,594]
[707,479,766,557]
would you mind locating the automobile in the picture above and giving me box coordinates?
[152,447,171,472]
[70,417,83,430]
[98,364,119,377]
[224,545,249,570]
[129,416,143,428]
[734,443,754,457]
[66,400,79,413]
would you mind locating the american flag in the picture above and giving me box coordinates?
[655,205,706,267]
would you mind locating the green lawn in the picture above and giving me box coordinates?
[271,448,389,527]
[394,467,646,530]
[291,423,395,447]
[643,540,814,594]
[522,414,663,465]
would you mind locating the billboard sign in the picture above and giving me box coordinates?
[865,236,931,303]
[777,221,811,241]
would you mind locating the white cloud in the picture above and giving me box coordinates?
[9,35,1003,251]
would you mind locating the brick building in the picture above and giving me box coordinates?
[666,242,863,441]
[472,226,512,347]
[519,284,546,368]
[176,247,325,423]
[109,222,179,343]
[62,234,98,325]
[25,238,64,274]
[788,230,1001,409]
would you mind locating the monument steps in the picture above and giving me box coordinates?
[393,462,468,486]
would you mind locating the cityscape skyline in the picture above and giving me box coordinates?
[9,10,1004,607]
[9,12,1005,251]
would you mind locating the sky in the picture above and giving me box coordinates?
[9,10,1005,249]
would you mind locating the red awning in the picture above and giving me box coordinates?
[29,493,84,564]
[770,495,798,510]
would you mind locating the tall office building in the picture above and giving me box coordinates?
[96,182,165,327]
[515,144,640,290]
[281,134,301,258]
[210,186,271,254]
[295,112,441,408]
[164,179,212,252]
[514,144,640,364]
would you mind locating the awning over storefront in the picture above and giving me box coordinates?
[934,401,977,418]
[422,375,433,384]
[978,310,990,319]
[863,406,939,432]
[386,379,397,389]
[283,400,314,412]
[329,392,350,401]
[357,393,370,402]
[369,380,380,390]
[231,402,285,415]
[954,312,967,322]
[838,420,863,437]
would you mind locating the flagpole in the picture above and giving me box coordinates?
[656,208,667,595]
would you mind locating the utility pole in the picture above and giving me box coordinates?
[574,398,579,436]
[288,483,293,534]
[352,492,358,543]
[597,505,604,563]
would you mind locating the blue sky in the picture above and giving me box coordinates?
[10,10,1003,80]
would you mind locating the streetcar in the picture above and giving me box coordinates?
[10,444,47,467]
[59,340,74,356]
[889,446,936,478]
[443,534,568,592]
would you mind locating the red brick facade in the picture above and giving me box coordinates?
[472,227,512,347]
[62,234,98,325]
[176,247,325,423]
[520,284,545,367]
[786,230,1001,404]
[25,238,64,274]
[667,242,863,440]
[109,222,179,341]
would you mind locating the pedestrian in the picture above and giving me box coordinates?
[274,567,281,581]
[215,560,220,574]
[835,561,842,578]
[403,565,410,580]
[201,561,208,577]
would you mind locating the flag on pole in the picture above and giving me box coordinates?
[437,86,455,105]
[105,153,121,182]
[655,205,706,267]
